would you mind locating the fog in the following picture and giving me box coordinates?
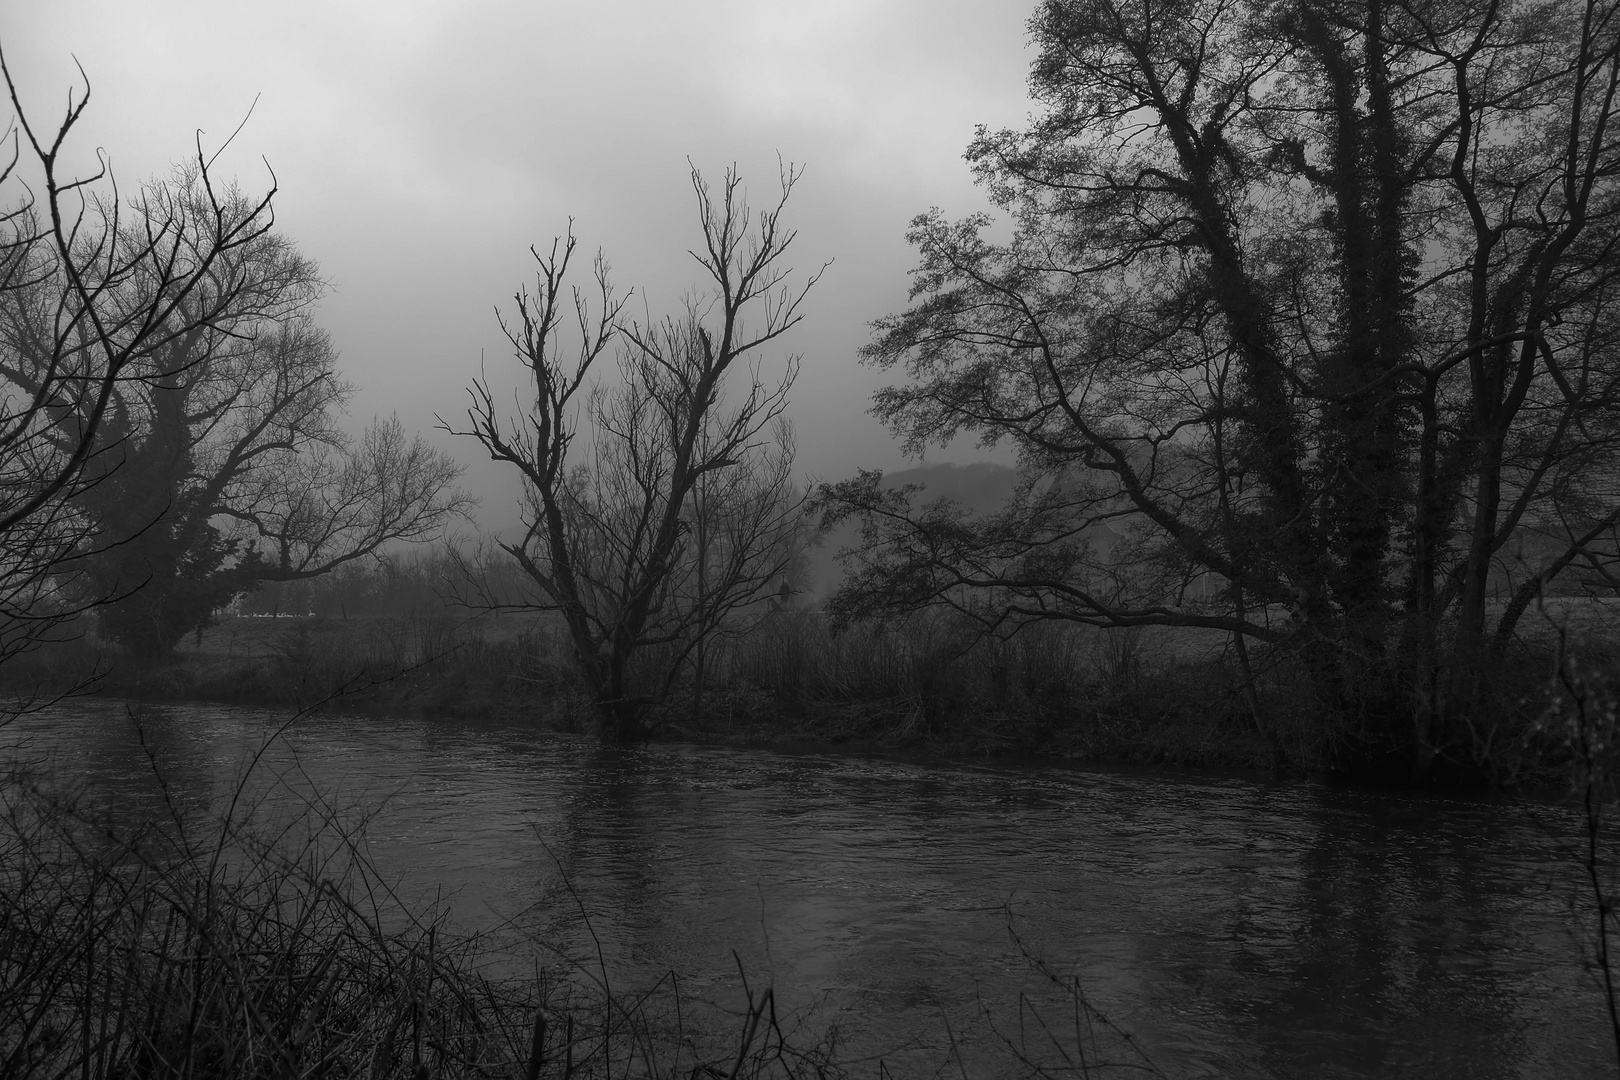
[5,0,1036,537]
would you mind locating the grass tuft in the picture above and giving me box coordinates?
[0,726,847,1080]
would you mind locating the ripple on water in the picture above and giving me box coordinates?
[3,700,1616,1079]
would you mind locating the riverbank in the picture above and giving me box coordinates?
[7,602,1617,783]
[3,612,1304,770]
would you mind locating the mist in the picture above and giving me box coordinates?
[6,0,1036,539]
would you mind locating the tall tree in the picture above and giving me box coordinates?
[455,165,818,741]
[824,0,1620,780]
[4,168,469,657]
[0,47,280,682]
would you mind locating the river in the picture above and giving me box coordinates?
[3,700,1614,1078]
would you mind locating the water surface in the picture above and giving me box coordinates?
[4,701,1613,1078]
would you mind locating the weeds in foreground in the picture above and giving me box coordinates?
[1544,635,1620,1075]
[0,698,1199,1079]
[0,775,535,1078]
[970,917,1168,1080]
[0,706,848,1079]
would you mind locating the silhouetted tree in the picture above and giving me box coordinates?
[823,0,1620,780]
[0,46,280,684]
[4,165,468,658]
[454,164,819,741]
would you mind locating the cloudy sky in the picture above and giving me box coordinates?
[5,1,1036,535]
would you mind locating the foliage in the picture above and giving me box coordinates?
[0,47,467,669]
[2,162,469,658]
[824,0,1620,782]
[96,181,466,655]
[0,48,279,689]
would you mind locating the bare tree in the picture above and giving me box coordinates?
[823,0,1620,781]
[0,67,468,662]
[43,174,470,656]
[0,46,279,685]
[453,164,819,741]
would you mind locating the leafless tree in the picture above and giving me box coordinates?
[0,46,279,688]
[453,164,819,741]
[822,0,1620,780]
[45,174,470,656]
[0,55,469,664]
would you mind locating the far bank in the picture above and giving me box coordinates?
[10,603,1619,791]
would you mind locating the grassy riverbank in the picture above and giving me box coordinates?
[10,600,1619,781]
[4,609,1309,769]
[5,615,1620,1075]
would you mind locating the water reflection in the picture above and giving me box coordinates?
[3,701,1614,1078]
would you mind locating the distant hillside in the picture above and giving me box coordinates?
[800,462,1020,603]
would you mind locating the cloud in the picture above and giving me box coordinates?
[3,0,1034,538]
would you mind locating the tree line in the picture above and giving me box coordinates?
[823,0,1620,782]
[0,49,464,679]
[0,44,816,738]
[5,0,1620,783]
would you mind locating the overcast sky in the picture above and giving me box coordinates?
[5,1,1037,536]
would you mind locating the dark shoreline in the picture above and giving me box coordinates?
[7,607,1603,796]
[45,672,1557,804]
[14,684,1569,825]
[68,661,1297,774]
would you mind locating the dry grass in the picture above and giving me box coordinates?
[685,611,1297,768]
[18,594,1620,776]
[0,611,580,725]
[0,719,851,1080]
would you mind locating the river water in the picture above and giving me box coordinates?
[3,700,1615,1078]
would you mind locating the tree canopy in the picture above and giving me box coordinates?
[824,0,1620,780]
[0,53,283,676]
[1,162,469,658]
